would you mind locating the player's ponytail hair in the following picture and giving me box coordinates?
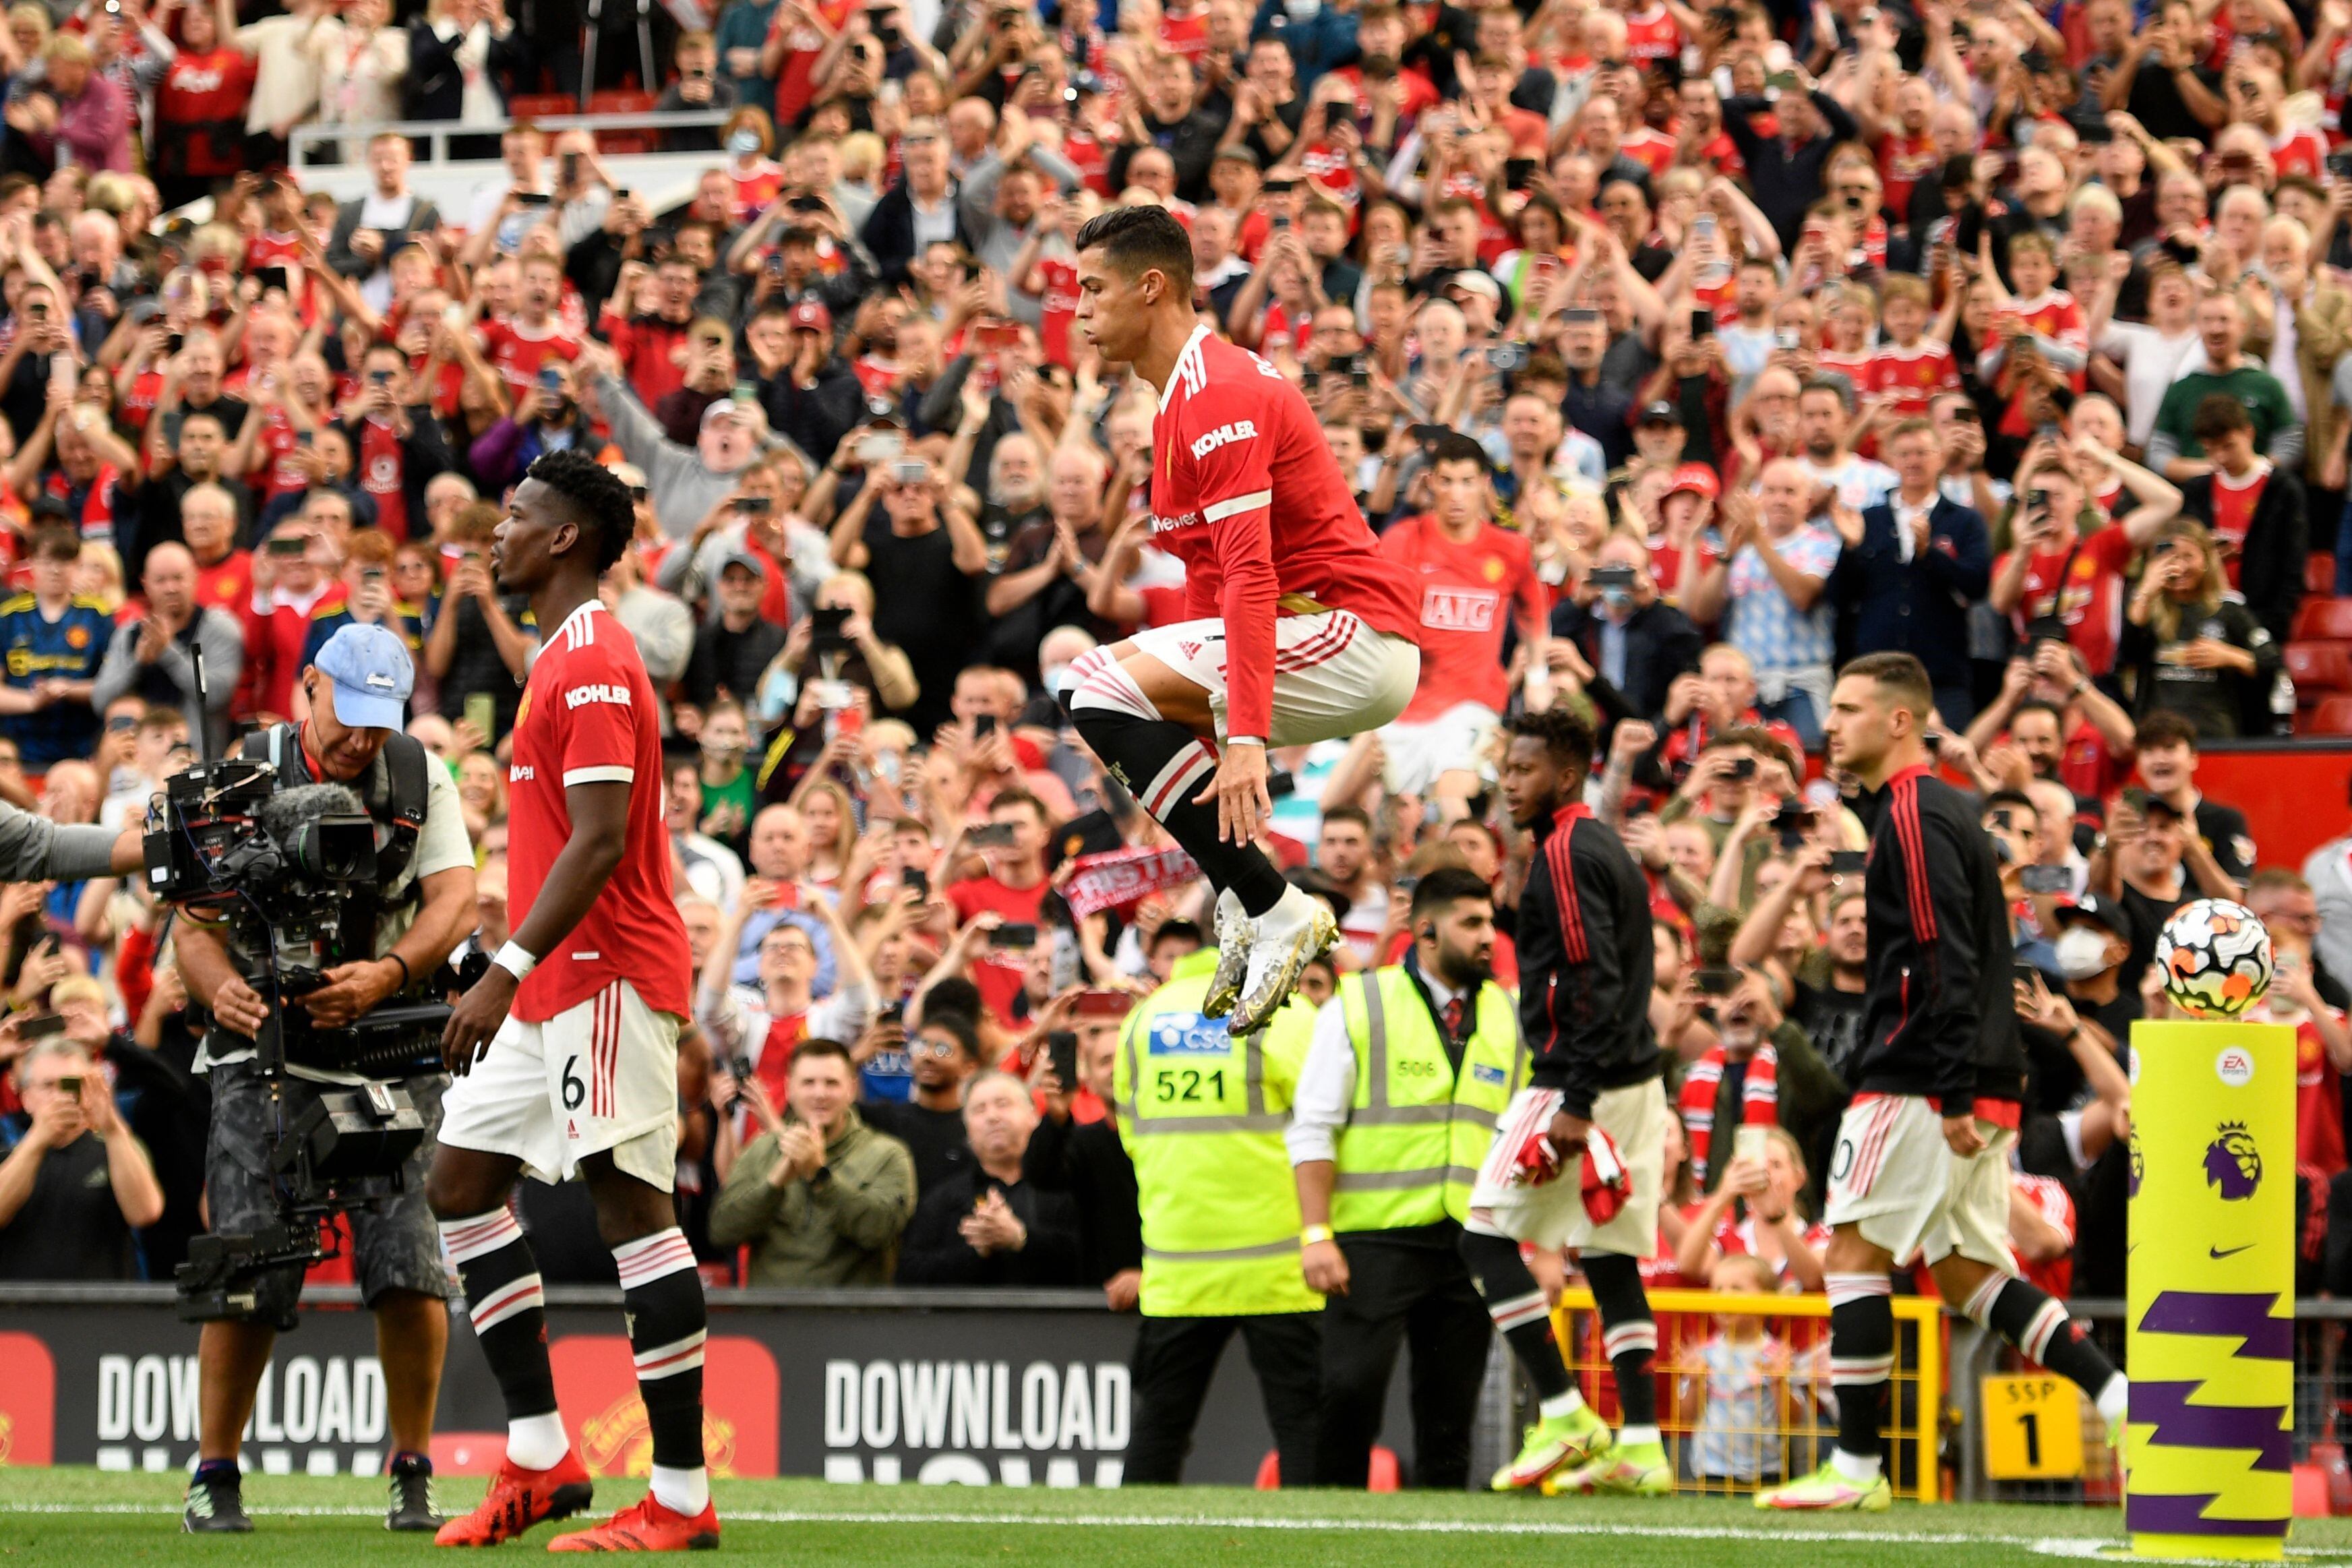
[1075,205,1196,299]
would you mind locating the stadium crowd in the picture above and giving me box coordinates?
[5,0,2352,1492]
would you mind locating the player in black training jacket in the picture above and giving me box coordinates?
[1466,706,1674,1496]
[1759,653,2127,1513]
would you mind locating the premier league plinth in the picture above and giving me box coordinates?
[2127,1019,2295,1559]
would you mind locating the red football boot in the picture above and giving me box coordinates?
[547,1493,721,1552]
[432,1450,595,1547]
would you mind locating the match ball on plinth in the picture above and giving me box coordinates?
[2154,897,2272,1019]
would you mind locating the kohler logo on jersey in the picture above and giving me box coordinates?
[1189,421,1257,460]
[1151,512,1203,535]
[566,683,631,709]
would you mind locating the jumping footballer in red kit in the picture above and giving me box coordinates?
[425,450,715,1552]
[1066,206,1422,1033]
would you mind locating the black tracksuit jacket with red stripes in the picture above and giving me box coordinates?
[1850,764,2028,1116]
[1515,802,1662,1120]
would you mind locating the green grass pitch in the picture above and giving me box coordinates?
[8,1471,2352,1565]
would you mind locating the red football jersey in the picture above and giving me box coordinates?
[506,600,693,1023]
[1994,522,2134,677]
[1867,338,1961,416]
[1035,255,1081,368]
[2294,1011,2347,1177]
[1623,5,1681,63]
[479,317,584,397]
[2208,461,2270,588]
[1376,514,1546,722]
[1148,324,1420,739]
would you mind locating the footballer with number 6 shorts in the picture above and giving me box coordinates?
[1066,205,1422,1036]
[1474,705,1674,1498]
[1758,653,2125,1513]
[425,451,717,1552]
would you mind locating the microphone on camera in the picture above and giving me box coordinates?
[258,783,376,881]
[258,783,367,841]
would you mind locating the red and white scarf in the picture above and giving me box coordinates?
[1679,1042,1778,1184]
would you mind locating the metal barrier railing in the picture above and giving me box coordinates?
[1952,1297,2352,1505]
[1550,1286,1946,1501]
[287,110,731,167]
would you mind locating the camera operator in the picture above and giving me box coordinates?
[171,625,479,1536]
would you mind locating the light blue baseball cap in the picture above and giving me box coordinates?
[313,622,414,731]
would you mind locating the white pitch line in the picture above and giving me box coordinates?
[1,1498,2347,1564]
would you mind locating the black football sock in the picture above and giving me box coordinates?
[1827,1272,1894,1473]
[1068,700,1286,916]
[1581,1250,1658,1430]
[613,1229,708,1490]
[1968,1273,2123,1406]
[436,1209,558,1427]
[1459,1228,1573,1401]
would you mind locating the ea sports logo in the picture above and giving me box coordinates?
[2215,1046,2254,1088]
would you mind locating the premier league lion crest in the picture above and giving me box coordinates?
[2204,1122,2263,1201]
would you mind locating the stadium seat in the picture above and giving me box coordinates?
[2297,598,2352,642]
[2312,553,2340,597]
[507,94,576,123]
[2304,696,2352,735]
[2286,642,2352,694]
[590,90,661,153]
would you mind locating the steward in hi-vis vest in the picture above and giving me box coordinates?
[1113,946,1323,1485]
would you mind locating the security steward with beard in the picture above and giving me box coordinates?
[1286,866,1540,1489]
[171,625,479,1535]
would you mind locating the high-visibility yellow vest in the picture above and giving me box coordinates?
[1329,965,1526,1232]
[1114,950,1322,1319]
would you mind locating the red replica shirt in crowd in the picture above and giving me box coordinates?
[157,45,255,177]
[1866,338,1961,415]
[1376,513,1546,722]
[242,580,346,720]
[1148,324,1420,740]
[766,0,852,124]
[506,599,694,1023]
[1995,523,2134,677]
[1817,346,1871,386]
[194,548,251,613]
[604,312,694,409]
[1619,125,1677,176]
[351,414,410,541]
[2012,1172,2075,1298]
[1993,290,2088,436]
[2293,1010,2349,1176]
[2059,713,2132,804]
[1623,4,1681,63]
[479,316,584,397]
[1157,2,1210,59]
[946,874,1050,1023]
[2270,125,2327,181]
[245,230,314,326]
[1035,256,1081,367]
[727,160,784,226]
[1879,131,1937,218]
[2208,460,2270,589]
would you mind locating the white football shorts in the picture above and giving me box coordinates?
[440,978,681,1191]
[1124,608,1419,748]
[1468,1079,1668,1257]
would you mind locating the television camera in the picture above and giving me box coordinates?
[143,752,470,1320]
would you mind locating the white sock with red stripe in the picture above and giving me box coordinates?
[437,1207,566,1470]
[613,1228,708,1517]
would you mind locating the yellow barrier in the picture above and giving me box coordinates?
[1550,1286,1944,1501]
